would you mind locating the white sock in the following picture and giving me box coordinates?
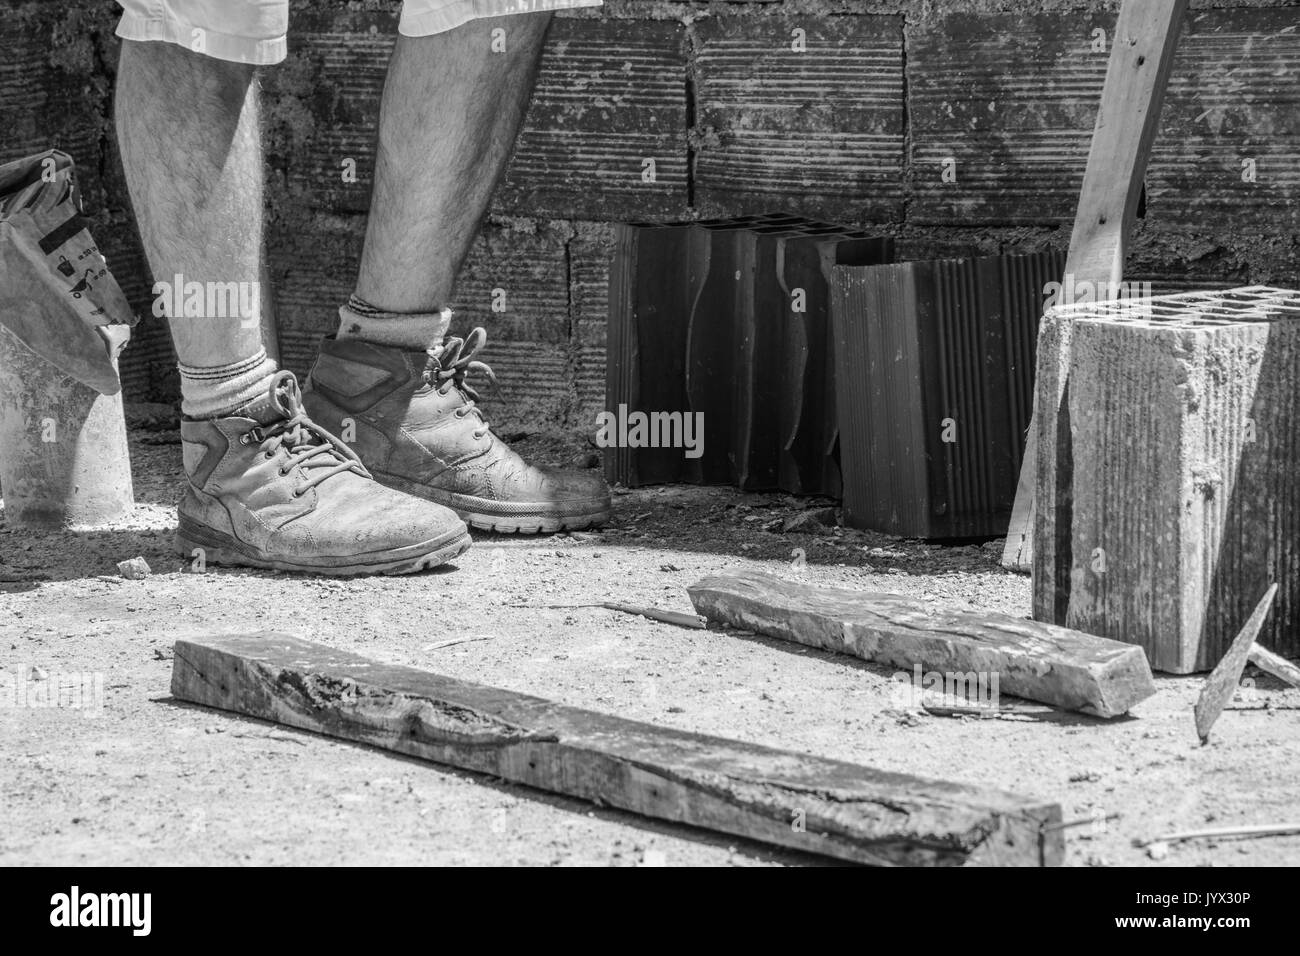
[336,294,452,350]
[178,348,279,419]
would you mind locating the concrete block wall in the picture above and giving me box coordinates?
[3,0,1298,432]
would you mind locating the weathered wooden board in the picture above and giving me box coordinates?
[171,633,1064,867]
[1195,584,1277,743]
[688,572,1155,718]
[1148,8,1300,232]
[1249,645,1300,689]
[693,16,905,222]
[1006,0,1188,574]
[908,12,1110,225]
[1064,288,1300,672]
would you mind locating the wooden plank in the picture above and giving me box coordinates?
[688,571,1156,718]
[1062,1,1190,297]
[1195,584,1278,743]
[1249,644,1300,690]
[692,16,905,222]
[170,633,1064,867]
[1004,0,1189,573]
[1064,288,1300,672]
[908,12,1110,225]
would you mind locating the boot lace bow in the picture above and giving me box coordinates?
[240,371,368,496]
[423,327,498,440]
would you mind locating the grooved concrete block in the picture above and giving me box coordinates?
[831,251,1062,538]
[693,16,905,222]
[496,19,689,220]
[262,8,398,215]
[1057,287,1300,673]
[269,215,575,429]
[0,6,110,208]
[265,10,688,222]
[606,217,887,491]
[569,225,615,424]
[1148,8,1300,232]
[267,220,364,379]
[453,224,572,346]
[448,223,575,429]
[908,11,1109,225]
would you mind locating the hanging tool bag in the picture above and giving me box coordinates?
[0,148,137,395]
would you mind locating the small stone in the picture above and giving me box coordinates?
[117,557,151,580]
[780,507,838,534]
[1146,841,1169,860]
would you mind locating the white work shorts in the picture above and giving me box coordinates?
[114,0,603,65]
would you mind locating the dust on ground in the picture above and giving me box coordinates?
[2,421,1298,867]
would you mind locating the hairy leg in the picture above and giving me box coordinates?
[307,13,610,533]
[115,39,265,370]
[355,13,551,314]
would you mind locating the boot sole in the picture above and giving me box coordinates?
[374,472,611,534]
[175,516,472,576]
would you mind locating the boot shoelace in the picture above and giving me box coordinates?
[423,327,498,440]
[239,370,368,497]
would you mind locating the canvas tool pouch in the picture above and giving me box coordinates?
[0,148,136,395]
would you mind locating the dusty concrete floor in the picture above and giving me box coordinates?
[2,426,1299,867]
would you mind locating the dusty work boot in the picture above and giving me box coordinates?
[303,329,611,533]
[176,370,471,575]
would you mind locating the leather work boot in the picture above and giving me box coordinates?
[176,370,471,575]
[303,329,612,533]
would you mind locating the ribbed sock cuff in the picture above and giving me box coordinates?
[179,348,279,419]
[336,294,453,351]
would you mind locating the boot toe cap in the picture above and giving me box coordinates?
[507,464,610,508]
[289,479,467,556]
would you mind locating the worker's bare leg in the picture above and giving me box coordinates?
[114,39,469,573]
[355,15,551,319]
[307,14,610,532]
[116,40,273,415]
